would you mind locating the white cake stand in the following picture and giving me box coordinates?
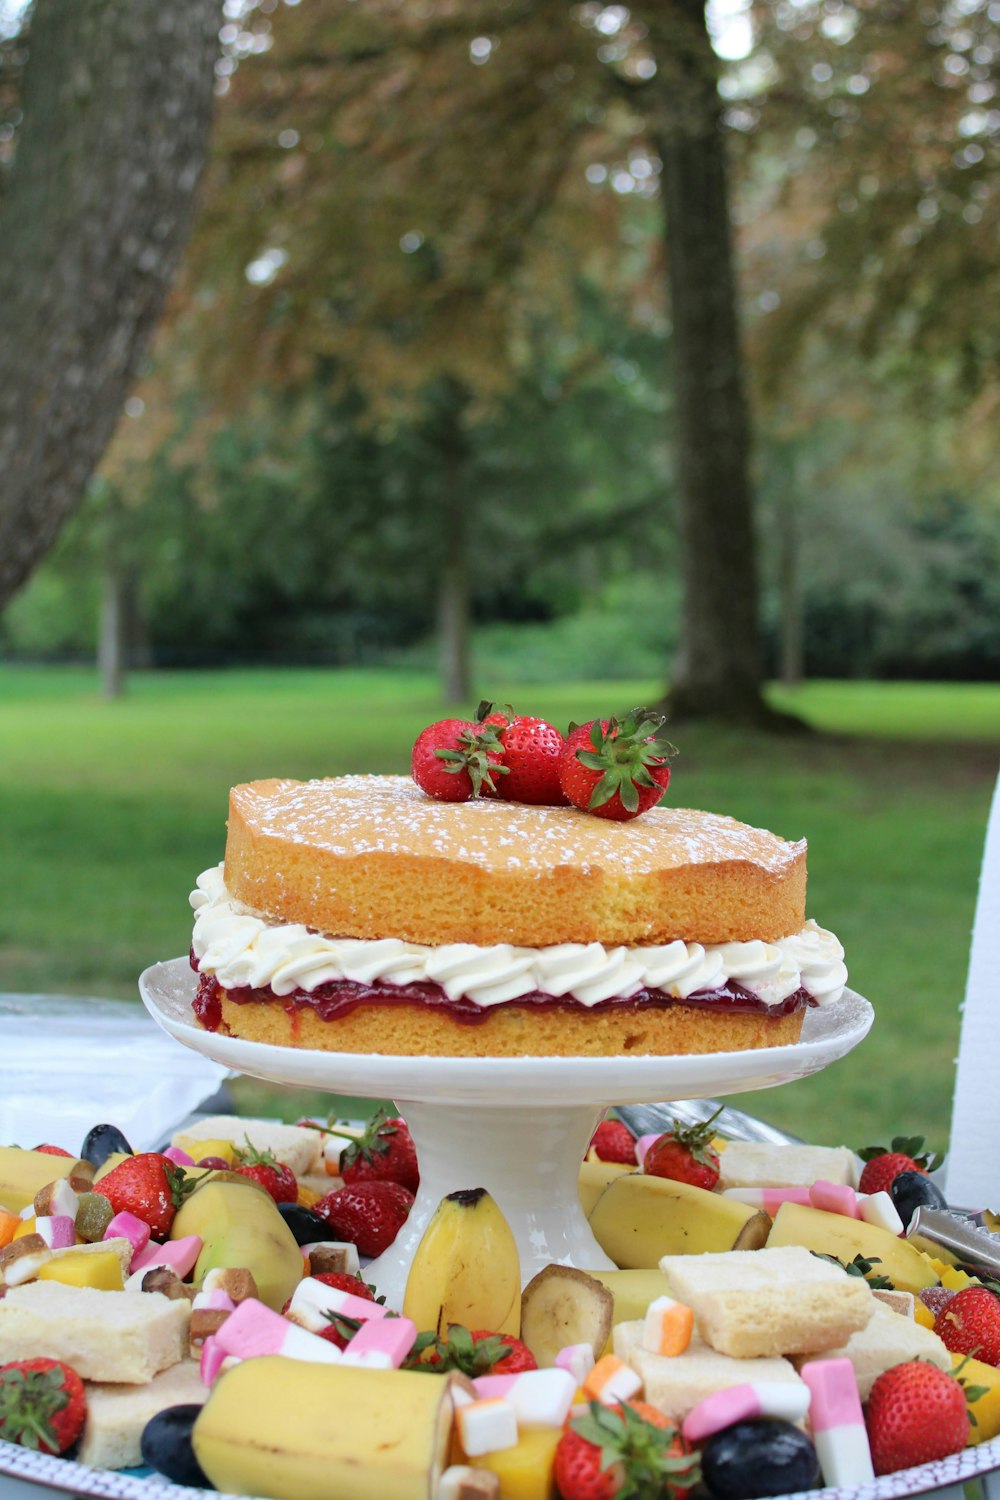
[139,958,873,1309]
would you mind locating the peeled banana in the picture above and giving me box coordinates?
[403,1188,520,1337]
[578,1159,635,1218]
[193,1356,459,1500]
[588,1173,770,1268]
[519,1265,613,1367]
[766,1201,939,1293]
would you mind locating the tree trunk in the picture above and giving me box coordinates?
[99,559,125,701]
[429,380,472,704]
[0,0,220,611]
[638,1,785,725]
[776,460,804,688]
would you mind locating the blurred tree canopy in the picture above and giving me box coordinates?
[2,0,997,700]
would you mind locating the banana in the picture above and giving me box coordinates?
[193,1356,459,1500]
[402,1188,520,1337]
[0,1147,82,1214]
[578,1159,635,1218]
[766,1201,939,1293]
[588,1173,770,1269]
[170,1178,303,1310]
[584,1268,673,1338]
[520,1265,613,1367]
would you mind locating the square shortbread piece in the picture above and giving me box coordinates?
[660,1246,874,1358]
[171,1115,322,1176]
[800,1300,952,1399]
[0,1283,189,1383]
[614,1321,805,1421]
[78,1359,208,1469]
[717,1143,859,1191]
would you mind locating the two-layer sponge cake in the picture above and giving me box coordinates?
[188,775,848,1057]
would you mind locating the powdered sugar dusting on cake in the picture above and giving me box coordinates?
[234,775,805,876]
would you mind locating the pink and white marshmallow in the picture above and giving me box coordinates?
[214,1298,343,1366]
[858,1191,904,1235]
[682,1382,812,1443]
[722,1188,813,1213]
[473,1369,577,1428]
[555,1342,596,1386]
[126,1234,202,1286]
[582,1354,642,1406]
[800,1358,875,1486]
[34,1216,76,1251]
[810,1181,863,1219]
[340,1314,417,1369]
[286,1275,388,1334]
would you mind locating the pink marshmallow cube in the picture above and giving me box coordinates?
[809,1181,862,1219]
[474,1369,577,1428]
[34,1216,76,1250]
[340,1314,417,1369]
[105,1211,151,1261]
[555,1342,596,1386]
[129,1233,202,1278]
[162,1146,196,1167]
[193,1288,237,1313]
[215,1297,342,1365]
[200,1334,228,1385]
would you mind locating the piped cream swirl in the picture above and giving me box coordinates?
[190,866,847,1010]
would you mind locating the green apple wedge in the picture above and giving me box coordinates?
[588,1172,770,1269]
[170,1177,303,1310]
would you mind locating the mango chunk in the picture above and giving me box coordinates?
[37,1249,125,1291]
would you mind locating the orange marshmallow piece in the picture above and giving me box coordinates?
[582,1354,642,1406]
[642,1295,694,1357]
[0,1211,20,1249]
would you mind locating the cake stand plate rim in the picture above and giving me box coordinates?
[138,957,873,1106]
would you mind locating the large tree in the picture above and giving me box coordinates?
[0,0,221,609]
[126,0,774,719]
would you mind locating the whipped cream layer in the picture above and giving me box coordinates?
[190,866,847,1011]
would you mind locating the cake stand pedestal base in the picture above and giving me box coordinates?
[365,1100,615,1308]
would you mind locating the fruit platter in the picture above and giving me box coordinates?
[3,705,999,1500]
[2,1105,1000,1500]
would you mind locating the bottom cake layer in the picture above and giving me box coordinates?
[197,985,807,1057]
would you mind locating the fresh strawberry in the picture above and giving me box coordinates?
[406,1323,537,1376]
[588,1120,637,1166]
[31,1145,73,1157]
[0,1358,87,1455]
[558,709,676,822]
[642,1110,722,1192]
[411,718,506,801]
[857,1135,939,1196]
[340,1111,419,1195]
[233,1140,298,1205]
[864,1360,969,1474]
[313,1181,413,1257]
[554,1399,699,1500]
[478,703,567,806]
[93,1153,192,1239]
[934,1286,1000,1366]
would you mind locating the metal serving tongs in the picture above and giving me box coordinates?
[615,1099,803,1146]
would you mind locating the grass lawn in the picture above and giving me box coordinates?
[1,664,997,1155]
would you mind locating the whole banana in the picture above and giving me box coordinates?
[403,1187,521,1337]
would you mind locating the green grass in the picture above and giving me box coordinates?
[1,664,998,1152]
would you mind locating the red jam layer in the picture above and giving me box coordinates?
[191,960,813,1033]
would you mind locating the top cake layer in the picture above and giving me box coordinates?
[224,776,807,948]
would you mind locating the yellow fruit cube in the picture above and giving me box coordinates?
[952,1352,1000,1444]
[926,1258,982,1292]
[297,1185,321,1209]
[173,1136,236,1167]
[37,1249,124,1292]
[0,1210,19,1248]
[470,1426,561,1500]
[13,1217,36,1240]
[913,1298,936,1330]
